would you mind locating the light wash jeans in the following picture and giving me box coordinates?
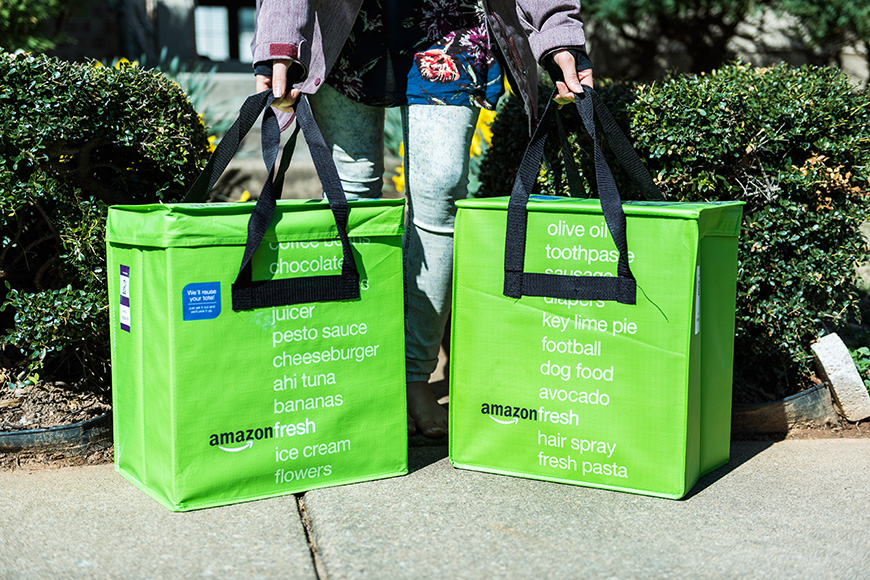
[308,84,479,383]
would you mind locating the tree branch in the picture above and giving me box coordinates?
[0,214,27,269]
[10,232,55,269]
[46,138,138,205]
[30,200,65,249]
[33,249,61,292]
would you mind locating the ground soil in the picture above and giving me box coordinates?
[769,420,870,440]
[0,378,111,432]
[0,445,114,471]
[0,376,113,471]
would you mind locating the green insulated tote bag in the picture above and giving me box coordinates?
[449,89,744,499]
[107,93,407,511]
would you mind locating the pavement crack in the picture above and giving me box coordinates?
[296,493,328,580]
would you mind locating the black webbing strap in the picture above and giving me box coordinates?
[554,111,587,198]
[503,87,649,305]
[550,92,664,203]
[184,92,272,203]
[551,91,665,203]
[589,90,663,202]
[231,94,360,310]
[273,123,300,199]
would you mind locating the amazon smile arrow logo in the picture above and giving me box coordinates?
[489,415,519,425]
[219,441,253,453]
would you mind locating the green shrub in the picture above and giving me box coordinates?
[121,47,234,139]
[0,52,210,388]
[844,292,870,393]
[477,62,870,403]
[851,346,870,393]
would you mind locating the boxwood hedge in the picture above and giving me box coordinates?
[0,52,210,388]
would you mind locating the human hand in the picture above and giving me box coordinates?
[255,58,300,112]
[551,49,593,106]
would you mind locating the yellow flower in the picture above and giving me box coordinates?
[238,190,251,202]
[207,135,217,153]
[392,142,406,193]
[503,77,514,95]
[478,109,496,144]
[470,109,497,158]
[470,135,483,157]
[114,57,139,69]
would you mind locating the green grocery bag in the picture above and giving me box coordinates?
[449,89,744,499]
[107,93,407,511]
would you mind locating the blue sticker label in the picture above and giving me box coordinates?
[183,282,221,321]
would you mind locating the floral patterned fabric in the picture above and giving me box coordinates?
[327,0,503,109]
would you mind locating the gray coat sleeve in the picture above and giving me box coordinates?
[485,0,586,126]
[250,0,311,65]
[515,0,586,61]
[250,0,361,94]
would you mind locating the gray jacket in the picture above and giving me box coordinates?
[251,0,586,124]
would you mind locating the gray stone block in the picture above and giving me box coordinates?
[811,333,870,421]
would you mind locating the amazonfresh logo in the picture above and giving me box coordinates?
[480,403,580,427]
[209,419,316,452]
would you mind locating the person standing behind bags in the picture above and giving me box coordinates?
[251,0,593,438]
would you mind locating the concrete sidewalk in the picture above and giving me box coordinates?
[2,439,870,579]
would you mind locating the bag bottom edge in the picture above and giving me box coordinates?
[115,464,409,512]
[448,458,688,500]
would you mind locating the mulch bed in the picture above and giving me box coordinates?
[0,379,111,432]
[0,377,113,471]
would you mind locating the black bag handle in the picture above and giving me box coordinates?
[552,91,664,203]
[182,91,360,311]
[553,110,587,198]
[503,87,663,305]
